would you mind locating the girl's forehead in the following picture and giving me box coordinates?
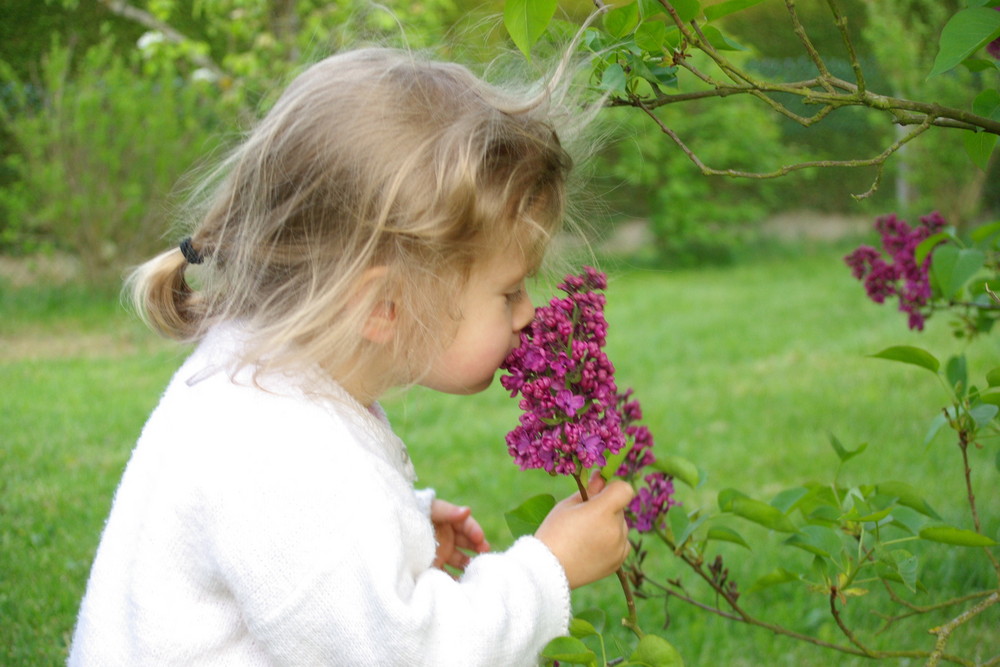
[476,240,533,278]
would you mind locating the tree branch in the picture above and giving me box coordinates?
[97,0,227,80]
[632,97,933,198]
[926,592,1000,667]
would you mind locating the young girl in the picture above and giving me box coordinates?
[70,48,633,665]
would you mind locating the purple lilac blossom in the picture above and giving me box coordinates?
[627,472,679,533]
[844,212,947,330]
[501,268,677,533]
[500,267,624,474]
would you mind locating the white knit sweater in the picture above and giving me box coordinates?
[69,326,571,665]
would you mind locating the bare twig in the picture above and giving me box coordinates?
[927,592,1000,667]
[829,588,877,657]
[632,98,933,198]
[824,0,866,94]
[784,0,834,83]
[875,581,996,634]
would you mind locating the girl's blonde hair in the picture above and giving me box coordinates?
[128,47,578,390]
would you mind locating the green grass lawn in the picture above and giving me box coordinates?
[2,245,997,665]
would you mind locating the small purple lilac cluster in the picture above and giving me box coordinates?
[844,212,946,331]
[614,391,679,533]
[501,268,677,533]
[501,267,623,475]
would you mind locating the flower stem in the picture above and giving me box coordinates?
[573,472,645,639]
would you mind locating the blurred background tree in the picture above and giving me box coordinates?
[1,0,997,282]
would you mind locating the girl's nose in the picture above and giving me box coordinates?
[513,296,535,333]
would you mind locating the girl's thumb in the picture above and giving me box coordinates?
[586,471,607,497]
[594,479,635,511]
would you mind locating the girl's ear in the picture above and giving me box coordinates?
[358,267,396,344]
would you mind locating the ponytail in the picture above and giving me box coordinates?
[125,247,205,341]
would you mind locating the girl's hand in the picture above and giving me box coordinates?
[535,473,634,590]
[430,499,491,574]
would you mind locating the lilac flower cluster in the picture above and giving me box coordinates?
[501,267,623,475]
[844,212,947,330]
[628,473,678,533]
[613,391,679,533]
[501,268,677,533]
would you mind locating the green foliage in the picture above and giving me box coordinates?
[861,0,996,223]
[504,493,556,538]
[930,6,1000,76]
[0,36,223,282]
[599,97,788,266]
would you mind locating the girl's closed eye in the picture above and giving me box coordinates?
[505,287,526,305]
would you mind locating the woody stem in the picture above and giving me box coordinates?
[573,471,644,639]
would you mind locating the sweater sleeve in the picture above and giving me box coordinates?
[197,386,570,667]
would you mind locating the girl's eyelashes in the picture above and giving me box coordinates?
[505,287,526,305]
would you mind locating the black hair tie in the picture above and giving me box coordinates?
[179,237,204,265]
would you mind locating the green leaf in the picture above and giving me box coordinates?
[746,568,801,594]
[605,2,641,38]
[932,245,986,299]
[635,21,668,51]
[971,220,1000,244]
[947,354,969,397]
[977,390,1000,406]
[875,481,942,519]
[770,486,810,513]
[629,633,685,667]
[969,402,999,427]
[914,231,951,266]
[808,505,841,525]
[842,505,893,523]
[924,411,949,447]
[603,446,630,479]
[829,433,868,463]
[675,513,709,547]
[568,617,599,639]
[638,0,666,18]
[599,63,628,94]
[699,24,747,50]
[885,549,919,592]
[541,636,598,665]
[929,8,1000,77]
[920,524,998,546]
[888,506,930,535]
[964,57,1000,71]
[706,526,751,550]
[784,525,843,559]
[718,488,750,512]
[504,494,555,539]
[973,88,1000,119]
[988,366,1000,387]
[966,90,1000,168]
[869,346,940,373]
[503,0,558,59]
[965,130,998,170]
[654,454,700,488]
[732,497,798,533]
[668,505,690,543]
[573,608,606,634]
[670,0,702,22]
[704,0,767,21]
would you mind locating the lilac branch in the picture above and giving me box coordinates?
[633,98,933,198]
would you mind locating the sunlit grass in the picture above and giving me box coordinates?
[2,245,997,665]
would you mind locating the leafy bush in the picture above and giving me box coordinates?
[0,36,223,282]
